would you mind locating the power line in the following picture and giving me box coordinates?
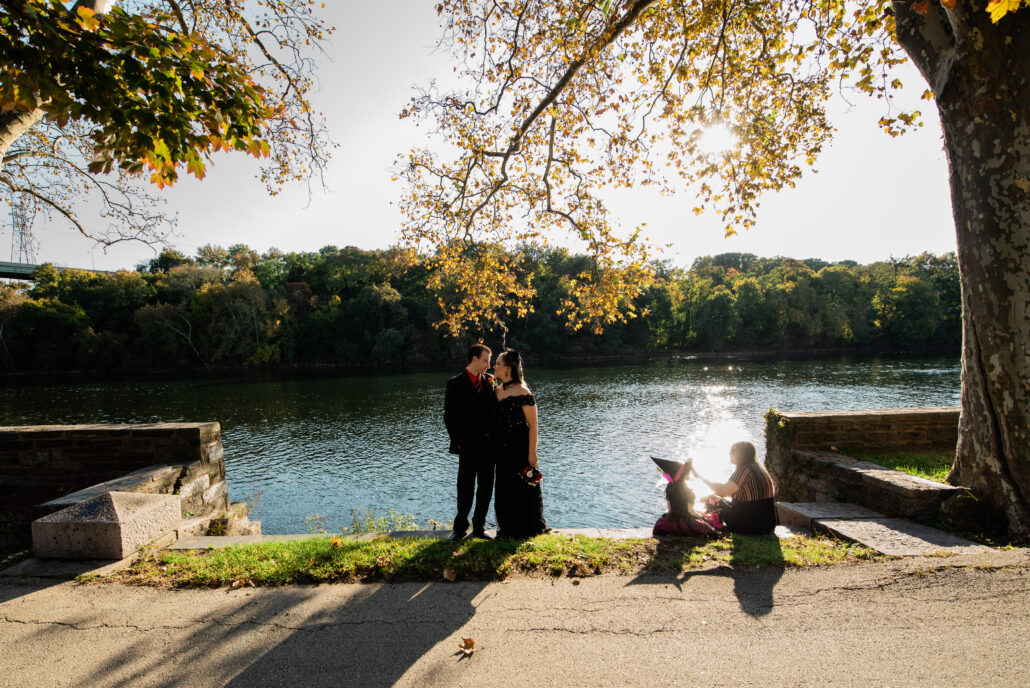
[9,197,38,263]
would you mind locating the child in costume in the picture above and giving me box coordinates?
[651,457,721,537]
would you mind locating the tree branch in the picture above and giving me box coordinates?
[461,0,659,235]
[891,0,956,96]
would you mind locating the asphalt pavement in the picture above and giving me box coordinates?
[1,549,1027,688]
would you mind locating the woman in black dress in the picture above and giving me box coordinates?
[492,349,548,538]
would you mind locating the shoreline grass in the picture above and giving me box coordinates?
[845,449,953,483]
[109,533,882,588]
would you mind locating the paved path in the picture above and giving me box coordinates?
[1,549,1027,687]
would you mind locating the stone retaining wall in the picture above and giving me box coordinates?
[766,407,960,456]
[0,422,228,519]
[764,407,961,521]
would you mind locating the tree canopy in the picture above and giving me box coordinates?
[399,0,1024,333]
[0,0,333,244]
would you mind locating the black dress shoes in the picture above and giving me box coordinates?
[470,530,492,540]
[449,531,467,540]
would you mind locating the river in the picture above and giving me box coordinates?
[0,355,961,532]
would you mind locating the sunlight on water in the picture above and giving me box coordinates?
[0,356,961,532]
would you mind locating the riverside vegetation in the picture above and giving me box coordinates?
[0,246,959,372]
[110,532,881,588]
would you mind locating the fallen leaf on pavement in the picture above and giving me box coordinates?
[442,566,457,582]
[458,637,475,656]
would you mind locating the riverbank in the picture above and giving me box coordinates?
[2,550,1026,687]
[102,532,880,588]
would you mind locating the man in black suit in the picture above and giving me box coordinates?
[444,344,496,540]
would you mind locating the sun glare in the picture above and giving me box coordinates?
[699,124,736,156]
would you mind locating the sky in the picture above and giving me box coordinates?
[4,1,958,272]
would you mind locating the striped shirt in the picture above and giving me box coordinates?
[729,463,775,502]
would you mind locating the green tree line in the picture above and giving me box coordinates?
[0,246,960,372]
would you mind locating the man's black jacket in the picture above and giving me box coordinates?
[444,370,495,455]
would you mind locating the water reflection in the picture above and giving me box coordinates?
[0,356,960,533]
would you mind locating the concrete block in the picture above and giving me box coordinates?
[17,450,50,466]
[814,518,991,556]
[202,480,228,506]
[773,524,808,538]
[201,441,224,463]
[176,515,213,539]
[777,502,883,530]
[178,474,210,500]
[40,464,182,513]
[32,491,181,560]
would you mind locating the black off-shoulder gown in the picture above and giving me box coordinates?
[493,394,548,538]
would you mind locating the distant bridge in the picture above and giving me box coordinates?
[0,261,112,281]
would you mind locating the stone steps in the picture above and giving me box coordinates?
[777,502,991,556]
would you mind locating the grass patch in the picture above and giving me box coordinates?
[844,449,953,483]
[112,532,882,588]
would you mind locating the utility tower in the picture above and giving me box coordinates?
[9,196,38,264]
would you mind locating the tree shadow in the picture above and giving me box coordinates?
[19,537,513,687]
[626,534,785,618]
[222,579,490,687]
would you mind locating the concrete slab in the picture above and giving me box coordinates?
[773,524,809,538]
[169,533,338,549]
[32,491,180,560]
[556,528,602,538]
[39,465,181,513]
[381,530,467,541]
[1,531,179,578]
[815,518,992,556]
[594,528,653,540]
[0,555,138,579]
[777,502,884,529]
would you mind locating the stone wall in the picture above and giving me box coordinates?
[764,407,961,521]
[766,407,960,456]
[0,423,228,519]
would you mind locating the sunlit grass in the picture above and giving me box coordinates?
[845,449,953,483]
[111,532,881,588]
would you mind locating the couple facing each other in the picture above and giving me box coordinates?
[444,344,548,541]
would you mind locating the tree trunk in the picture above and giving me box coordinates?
[893,1,1030,539]
[0,108,44,163]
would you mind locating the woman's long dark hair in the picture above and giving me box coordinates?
[499,349,525,386]
[732,440,776,495]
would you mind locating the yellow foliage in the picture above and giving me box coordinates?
[986,0,1029,23]
[399,0,1023,335]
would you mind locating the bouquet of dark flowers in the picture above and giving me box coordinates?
[520,465,543,486]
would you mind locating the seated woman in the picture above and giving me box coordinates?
[651,457,719,537]
[693,441,777,535]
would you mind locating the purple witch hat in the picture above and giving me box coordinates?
[650,456,692,483]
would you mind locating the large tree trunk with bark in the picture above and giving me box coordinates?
[894,1,1030,539]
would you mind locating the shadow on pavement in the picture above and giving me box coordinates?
[222,581,489,687]
[3,579,490,688]
[626,534,785,617]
